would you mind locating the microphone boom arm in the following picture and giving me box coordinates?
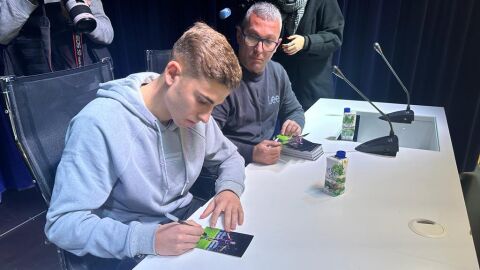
[333,66,394,136]
[374,43,410,110]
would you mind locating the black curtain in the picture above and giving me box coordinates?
[102,0,218,77]
[102,0,479,173]
[335,0,480,172]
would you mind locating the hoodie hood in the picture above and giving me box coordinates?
[98,72,159,128]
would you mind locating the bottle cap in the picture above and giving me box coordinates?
[344,107,351,113]
[336,150,346,159]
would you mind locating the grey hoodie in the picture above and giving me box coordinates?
[45,72,245,259]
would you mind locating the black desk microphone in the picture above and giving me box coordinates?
[333,66,399,157]
[374,42,415,123]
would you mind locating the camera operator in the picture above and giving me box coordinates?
[0,0,113,76]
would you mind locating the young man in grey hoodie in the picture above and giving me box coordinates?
[45,22,245,264]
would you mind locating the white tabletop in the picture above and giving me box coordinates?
[135,98,479,270]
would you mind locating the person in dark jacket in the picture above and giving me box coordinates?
[274,0,344,110]
[0,0,113,76]
[0,0,114,205]
[213,2,305,166]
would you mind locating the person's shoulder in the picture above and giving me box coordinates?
[72,97,126,130]
[267,60,289,82]
[268,60,288,75]
[83,96,121,115]
[268,60,284,71]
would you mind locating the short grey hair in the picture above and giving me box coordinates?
[241,2,282,29]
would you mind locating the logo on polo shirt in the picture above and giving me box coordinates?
[268,95,280,105]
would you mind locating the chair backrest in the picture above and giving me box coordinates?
[1,58,114,205]
[461,170,480,263]
[145,49,172,73]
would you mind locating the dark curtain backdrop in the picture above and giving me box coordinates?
[101,0,219,77]
[1,0,478,197]
[102,0,480,172]
[334,0,480,172]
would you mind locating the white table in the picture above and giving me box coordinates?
[135,98,479,270]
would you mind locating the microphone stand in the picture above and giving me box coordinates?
[374,42,415,123]
[333,66,399,157]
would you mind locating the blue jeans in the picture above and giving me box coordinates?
[189,166,218,201]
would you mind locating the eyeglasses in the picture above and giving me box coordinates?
[241,31,280,52]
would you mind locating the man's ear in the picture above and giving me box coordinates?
[164,61,182,86]
[273,38,282,53]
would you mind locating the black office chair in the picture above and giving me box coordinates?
[1,58,114,270]
[460,170,480,264]
[145,49,172,73]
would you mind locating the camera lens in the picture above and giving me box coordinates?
[75,17,97,33]
[63,0,97,33]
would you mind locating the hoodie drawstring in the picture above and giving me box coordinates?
[155,120,170,200]
[155,120,188,199]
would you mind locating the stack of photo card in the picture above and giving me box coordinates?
[281,137,323,161]
[196,227,254,257]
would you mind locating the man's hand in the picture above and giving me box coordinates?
[281,120,302,136]
[252,140,282,165]
[281,35,305,55]
[200,190,244,232]
[154,221,204,256]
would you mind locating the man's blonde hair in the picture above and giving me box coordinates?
[172,22,242,90]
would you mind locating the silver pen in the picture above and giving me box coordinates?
[165,212,193,226]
